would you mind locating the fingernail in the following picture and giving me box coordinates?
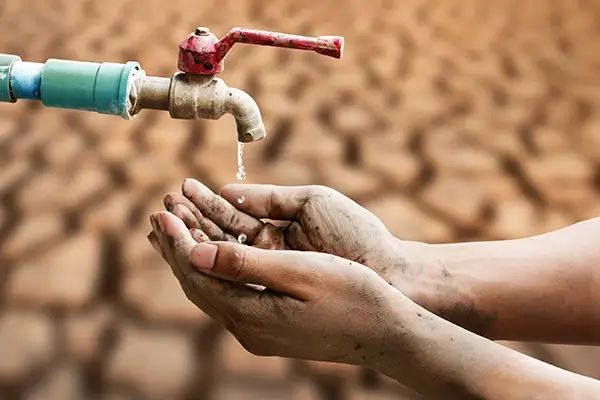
[169,203,181,215]
[181,179,193,197]
[190,243,218,270]
[147,233,162,253]
[146,232,157,243]
[149,215,159,232]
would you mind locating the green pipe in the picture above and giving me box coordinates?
[0,54,142,119]
[0,54,22,103]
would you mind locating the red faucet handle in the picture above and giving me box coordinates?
[217,28,344,60]
[178,27,344,75]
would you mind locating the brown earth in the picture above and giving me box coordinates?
[1,0,600,398]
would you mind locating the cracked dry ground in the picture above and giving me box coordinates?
[2,0,600,398]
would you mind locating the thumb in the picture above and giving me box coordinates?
[220,184,327,220]
[189,242,335,300]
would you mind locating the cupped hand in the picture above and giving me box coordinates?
[152,179,495,346]
[160,179,424,291]
[147,210,400,364]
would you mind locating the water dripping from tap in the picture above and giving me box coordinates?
[236,142,247,206]
[236,142,247,181]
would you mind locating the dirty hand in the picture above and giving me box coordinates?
[147,210,400,364]
[161,179,427,293]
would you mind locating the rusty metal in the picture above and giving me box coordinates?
[136,76,171,111]
[1,27,344,144]
[132,73,266,143]
[131,26,344,143]
[167,72,266,142]
[178,27,345,75]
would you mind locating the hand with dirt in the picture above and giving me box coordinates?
[159,179,431,295]
[147,209,400,365]
[147,210,600,399]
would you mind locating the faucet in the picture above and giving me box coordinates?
[0,27,344,143]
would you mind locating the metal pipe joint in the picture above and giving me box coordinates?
[133,73,266,142]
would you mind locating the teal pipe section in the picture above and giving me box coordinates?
[0,54,22,102]
[41,59,140,118]
[0,54,141,119]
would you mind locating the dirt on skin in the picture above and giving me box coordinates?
[2,0,600,398]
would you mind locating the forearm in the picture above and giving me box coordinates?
[370,292,600,399]
[402,218,600,343]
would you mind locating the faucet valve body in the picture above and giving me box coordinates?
[137,73,266,142]
[0,26,344,143]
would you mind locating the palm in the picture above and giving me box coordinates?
[292,193,395,265]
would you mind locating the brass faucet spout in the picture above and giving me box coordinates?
[223,87,266,142]
[133,73,266,143]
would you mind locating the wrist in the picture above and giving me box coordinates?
[388,239,486,335]
[386,239,452,309]
[367,289,585,400]
[364,289,485,398]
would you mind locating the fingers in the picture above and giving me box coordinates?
[189,241,346,300]
[164,193,237,242]
[149,211,198,282]
[190,228,210,243]
[149,212,259,295]
[163,192,202,226]
[284,221,317,251]
[147,232,163,255]
[147,226,209,263]
[169,204,200,230]
[182,179,263,242]
[150,211,268,326]
[220,184,326,220]
[253,223,288,250]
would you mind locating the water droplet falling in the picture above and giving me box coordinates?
[237,233,247,244]
[237,196,245,204]
[236,142,246,181]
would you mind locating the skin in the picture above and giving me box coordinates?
[147,179,600,397]
[158,179,600,344]
[148,209,600,399]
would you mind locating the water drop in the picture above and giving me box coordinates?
[237,195,245,204]
[236,142,247,181]
[236,169,247,181]
[237,233,247,244]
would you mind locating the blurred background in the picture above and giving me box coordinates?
[1,0,600,398]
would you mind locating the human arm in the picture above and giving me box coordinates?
[159,179,600,344]
[373,289,600,399]
[404,217,600,344]
[148,211,600,399]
